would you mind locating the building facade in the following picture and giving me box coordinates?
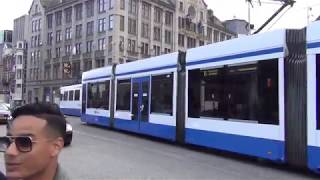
[0,30,13,103]
[12,15,29,106]
[25,0,236,103]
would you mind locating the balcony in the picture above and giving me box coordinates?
[62,55,70,62]
[83,52,92,59]
[94,50,105,58]
[127,51,138,57]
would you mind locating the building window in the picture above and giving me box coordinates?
[187,37,196,48]
[65,27,72,40]
[220,33,226,41]
[108,36,112,53]
[153,45,160,56]
[98,18,106,32]
[86,41,93,53]
[53,64,60,79]
[109,15,114,30]
[141,23,149,38]
[65,44,72,56]
[75,43,82,54]
[109,0,114,9]
[153,27,161,41]
[47,14,53,29]
[65,7,72,23]
[142,2,150,19]
[56,30,62,43]
[164,48,171,54]
[120,16,125,31]
[84,60,92,71]
[178,34,184,47]
[120,0,125,10]
[55,47,61,58]
[47,32,53,45]
[207,27,213,41]
[72,61,81,78]
[165,30,172,44]
[107,58,112,65]
[98,0,107,13]
[165,11,173,26]
[86,0,94,17]
[140,42,149,56]
[44,65,51,80]
[179,2,184,12]
[129,0,137,14]
[98,38,105,50]
[95,59,105,68]
[199,40,204,46]
[55,11,62,26]
[154,7,162,24]
[128,39,136,53]
[86,21,94,36]
[116,79,131,111]
[119,36,124,52]
[75,24,82,39]
[151,73,173,115]
[47,49,52,59]
[128,18,136,35]
[75,4,83,21]
[214,30,219,42]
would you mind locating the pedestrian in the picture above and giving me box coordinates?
[0,103,70,180]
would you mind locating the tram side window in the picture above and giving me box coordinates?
[188,68,225,118]
[74,90,80,101]
[63,91,68,101]
[317,54,320,130]
[188,59,279,125]
[151,73,173,115]
[68,90,74,101]
[87,81,109,109]
[87,83,97,108]
[116,79,131,111]
[98,81,110,110]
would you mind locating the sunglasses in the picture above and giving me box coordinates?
[0,136,35,153]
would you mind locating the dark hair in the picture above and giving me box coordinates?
[11,103,66,138]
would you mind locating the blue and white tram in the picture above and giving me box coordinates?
[113,52,179,140]
[80,21,320,173]
[185,29,286,161]
[307,21,320,172]
[60,84,82,116]
[81,66,113,126]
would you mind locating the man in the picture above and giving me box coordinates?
[0,103,70,180]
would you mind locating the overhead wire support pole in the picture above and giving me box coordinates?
[253,0,295,34]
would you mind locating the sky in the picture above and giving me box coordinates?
[0,0,319,32]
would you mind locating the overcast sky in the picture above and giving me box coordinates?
[0,0,319,32]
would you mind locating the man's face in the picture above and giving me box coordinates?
[5,115,63,179]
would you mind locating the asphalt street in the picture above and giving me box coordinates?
[0,116,318,180]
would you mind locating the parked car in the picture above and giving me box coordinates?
[64,122,73,146]
[0,103,11,123]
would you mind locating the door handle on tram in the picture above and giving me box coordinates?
[140,104,144,112]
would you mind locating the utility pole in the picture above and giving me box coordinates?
[307,7,313,24]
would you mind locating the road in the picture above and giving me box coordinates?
[0,116,318,180]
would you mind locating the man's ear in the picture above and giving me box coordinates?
[50,137,64,157]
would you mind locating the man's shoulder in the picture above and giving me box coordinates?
[54,164,71,180]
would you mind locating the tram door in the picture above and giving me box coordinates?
[131,77,150,124]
